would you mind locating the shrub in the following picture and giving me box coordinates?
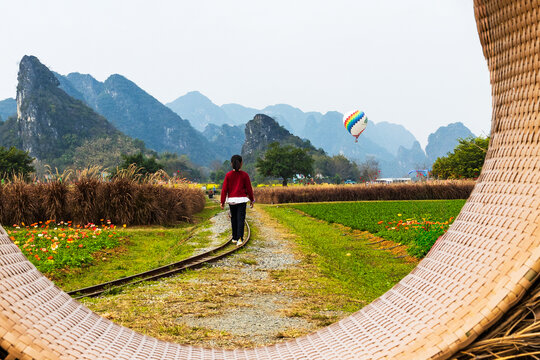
[69,177,102,224]
[39,180,69,222]
[254,180,475,204]
[0,176,205,226]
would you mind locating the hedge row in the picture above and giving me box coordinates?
[0,178,205,226]
[253,181,476,204]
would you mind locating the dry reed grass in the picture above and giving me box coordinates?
[455,276,540,359]
[0,166,205,226]
[254,181,476,204]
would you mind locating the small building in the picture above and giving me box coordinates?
[374,178,412,184]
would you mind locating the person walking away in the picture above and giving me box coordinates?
[220,155,254,245]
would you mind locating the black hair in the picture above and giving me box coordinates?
[231,155,242,171]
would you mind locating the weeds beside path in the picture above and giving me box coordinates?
[262,205,418,303]
[81,203,416,349]
[54,202,222,291]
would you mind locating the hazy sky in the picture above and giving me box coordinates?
[0,0,491,148]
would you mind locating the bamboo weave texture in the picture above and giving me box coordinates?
[0,0,539,359]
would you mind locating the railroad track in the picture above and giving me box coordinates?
[67,220,250,299]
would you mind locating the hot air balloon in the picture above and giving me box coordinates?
[343,110,368,142]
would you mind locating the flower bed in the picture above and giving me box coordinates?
[7,220,122,273]
[291,199,465,258]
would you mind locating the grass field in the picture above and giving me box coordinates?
[261,205,417,302]
[290,200,466,257]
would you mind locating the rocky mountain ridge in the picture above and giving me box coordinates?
[241,114,322,165]
[0,56,142,169]
[166,91,476,176]
[425,123,475,164]
[55,73,223,165]
[0,56,478,178]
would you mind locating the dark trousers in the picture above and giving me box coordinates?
[229,203,246,240]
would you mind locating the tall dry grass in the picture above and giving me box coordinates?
[455,276,540,359]
[0,166,205,226]
[254,181,476,204]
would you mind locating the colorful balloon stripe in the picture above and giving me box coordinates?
[343,109,368,142]
[344,110,362,130]
[347,117,359,132]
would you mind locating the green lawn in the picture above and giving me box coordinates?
[261,205,417,303]
[50,202,222,291]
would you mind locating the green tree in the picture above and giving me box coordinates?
[330,155,360,180]
[209,160,230,184]
[158,152,202,181]
[432,136,489,179]
[0,146,35,180]
[71,136,142,171]
[256,142,314,186]
[210,169,226,184]
[119,152,163,175]
[313,154,360,182]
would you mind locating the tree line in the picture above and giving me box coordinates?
[0,136,489,184]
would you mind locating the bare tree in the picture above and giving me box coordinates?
[358,157,380,182]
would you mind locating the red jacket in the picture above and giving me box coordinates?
[221,170,254,205]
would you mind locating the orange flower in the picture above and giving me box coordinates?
[377,221,383,224]
[47,256,53,260]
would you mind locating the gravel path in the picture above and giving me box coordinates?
[189,210,231,255]
[176,206,315,346]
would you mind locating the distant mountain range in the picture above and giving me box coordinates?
[166,91,476,176]
[166,91,240,132]
[425,123,474,164]
[0,98,16,122]
[0,55,478,177]
[54,73,224,165]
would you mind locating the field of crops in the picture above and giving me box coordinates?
[292,200,466,257]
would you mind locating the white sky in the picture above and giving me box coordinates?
[0,0,492,148]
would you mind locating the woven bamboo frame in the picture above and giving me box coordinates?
[0,0,538,359]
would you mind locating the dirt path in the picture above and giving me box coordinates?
[179,206,316,346]
[83,205,359,348]
[189,209,230,255]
